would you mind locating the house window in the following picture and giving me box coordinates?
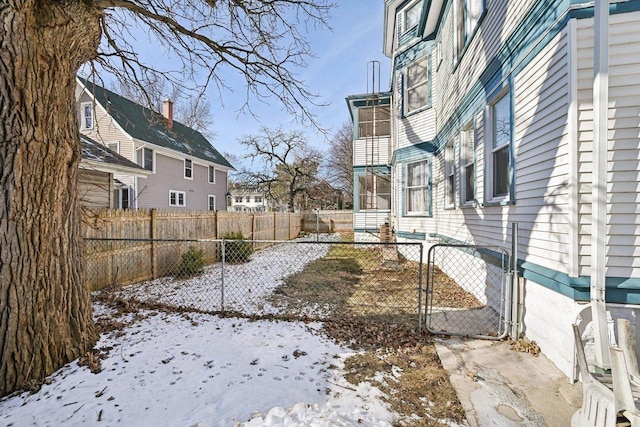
[81,102,94,130]
[397,1,422,40]
[358,173,391,211]
[445,142,455,208]
[169,190,186,207]
[137,147,154,172]
[235,197,243,203]
[208,195,216,211]
[405,55,429,114]
[461,123,476,204]
[208,166,215,184]
[487,90,512,201]
[107,142,119,154]
[184,159,193,179]
[255,196,262,203]
[454,0,485,58]
[405,160,430,215]
[358,105,390,138]
[120,187,130,209]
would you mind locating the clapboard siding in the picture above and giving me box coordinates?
[576,11,640,278]
[353,137,390,166]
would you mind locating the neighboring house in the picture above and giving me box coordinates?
[79,134,150,209]
[349,0,640,377]
[229,189,269,213]
[76,77,233,211]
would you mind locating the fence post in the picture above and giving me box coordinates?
[215,210,219,239]
[251,212,257,240]
[273,212,277,240]
[150,208,157,279]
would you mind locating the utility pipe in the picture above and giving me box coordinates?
[590,0,610,370]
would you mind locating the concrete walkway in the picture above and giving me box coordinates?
[435,338,583,427]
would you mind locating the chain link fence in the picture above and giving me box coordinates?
[86,235,425,329]
[425,244,511,339]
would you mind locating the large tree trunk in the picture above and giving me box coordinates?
[0,0,102,396]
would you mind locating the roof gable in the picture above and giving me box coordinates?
[77,77,233,169]
[80,134,149,175]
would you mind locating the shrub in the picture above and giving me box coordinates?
[224,231,253,263]
[176,246,206,277]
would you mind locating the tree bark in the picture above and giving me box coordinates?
[0,0,102,396]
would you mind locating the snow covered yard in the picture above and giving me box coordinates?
[0,306,397,426]
[0,234,466,426]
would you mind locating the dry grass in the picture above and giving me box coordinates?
[274,234,467,426]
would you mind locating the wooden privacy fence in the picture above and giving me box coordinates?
[301,210,353,233]
[83,209,304,290]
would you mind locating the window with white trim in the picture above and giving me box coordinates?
[405,55,429,114]
[454,0,485,58]
[445,142,455,208]
[486,90,512,201]
[119,187,130,209]
[255,196,262,203]
[81,102,94,130]
[107,142,120,154]
[208,166,215,184]
[169,190,186,207]
[208,195,216,211]
[460,123,476,204]
[137,147,154,172]
[405,160,430,215]
[235,197,243,203]
[184,159,193,179]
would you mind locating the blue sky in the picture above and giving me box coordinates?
[207,1,392,158]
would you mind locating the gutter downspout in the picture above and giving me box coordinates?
[590,0,610,370]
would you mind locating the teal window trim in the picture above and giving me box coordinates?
[402,157,433,217]
[483,83,515,205]
[402,52,433,118]
[459,118,478,207]
[452,0,487,71]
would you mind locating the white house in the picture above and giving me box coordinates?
[76,77,233,211]
[356,0,640,379]
[229,189,269,213]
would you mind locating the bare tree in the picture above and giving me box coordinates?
[239,127,322,212]
[0,0,332,396]
[324,122,353,206]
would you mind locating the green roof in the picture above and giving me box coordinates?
[78,77,233,169]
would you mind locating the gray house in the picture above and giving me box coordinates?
[76,77,233,211]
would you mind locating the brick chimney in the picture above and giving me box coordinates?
[162,98,173,129]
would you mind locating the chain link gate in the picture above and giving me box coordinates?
[424,244,512,339]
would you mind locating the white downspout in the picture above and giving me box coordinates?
[590,0,610,370]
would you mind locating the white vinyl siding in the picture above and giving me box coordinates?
[353,136,391,166]
[576,12,640,278]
